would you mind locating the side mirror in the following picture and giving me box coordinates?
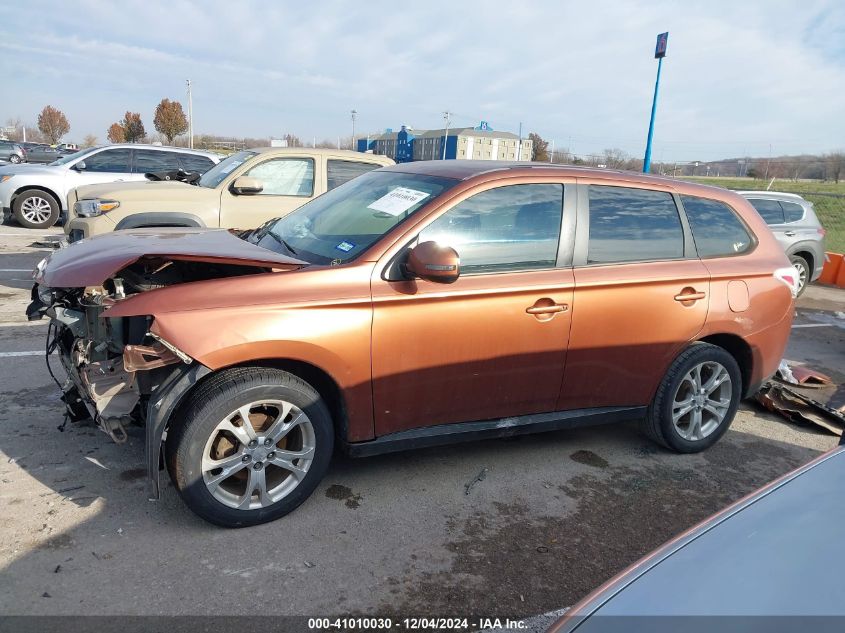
[231,176,264,195]
[72,161,86,171]
[405,241,460,284]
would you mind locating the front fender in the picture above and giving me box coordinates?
[145,362,211,499]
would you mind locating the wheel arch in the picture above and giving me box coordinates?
[12,185,62,210]
[114,212,206,231]
[787,249,814,272]
[696,333,753,397]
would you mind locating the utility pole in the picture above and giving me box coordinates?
[517,122,523,160]
[351,109,357,149]
[441,111,452,160]
[643,32,668,173]
[186,79,194,149]
[549,139,555,163]
[764,143,772,180]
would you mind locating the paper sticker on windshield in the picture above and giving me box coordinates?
[335,240,355,253]
[367,187,430,216]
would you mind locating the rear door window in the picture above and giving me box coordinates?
[133,149,182,173]
[80,148,132,173]
[327,160,381,190]
[681,195,753,257]
[587,186,684,263]
[780,201,805,223]
[748,199,785,225]
[179,154,216,173]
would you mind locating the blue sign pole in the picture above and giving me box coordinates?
[643,32,668,174]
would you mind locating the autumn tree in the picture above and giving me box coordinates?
[37,105,70,144]
[153,98,188,143]
[121,112,145,143]
[528,132,549,162]
[107,122,125,143]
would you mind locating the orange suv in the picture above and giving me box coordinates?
[29,162,798,527]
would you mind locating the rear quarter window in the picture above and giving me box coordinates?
[681,195,753,258]
[179,154,216,173]
[748,198,784,225]
[780,201,805,223]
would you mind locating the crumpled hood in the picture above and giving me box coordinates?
[36,227,306,288]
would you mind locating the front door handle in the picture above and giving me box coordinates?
[674,290,706,302]
[784,231,796,237]
[526,299,569,319]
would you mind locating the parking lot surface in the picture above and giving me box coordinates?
[0,225,842,618]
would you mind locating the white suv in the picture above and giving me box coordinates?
[0,144,220,229]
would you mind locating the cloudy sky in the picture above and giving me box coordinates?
[1,0,843,161]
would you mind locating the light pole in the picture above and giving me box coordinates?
[186,79,194,149]
[351,109,357,149]
[441,111,452,160]
[643,32,668,173]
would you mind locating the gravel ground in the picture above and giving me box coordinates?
[0,225,841,622]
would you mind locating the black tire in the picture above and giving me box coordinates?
[788,254,810,296]
[166,367,334,528]
[641,343,742,453]
[13,189,60,229]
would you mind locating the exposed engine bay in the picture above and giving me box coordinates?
[29,257,268,443]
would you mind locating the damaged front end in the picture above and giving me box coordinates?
[30,279,190,444]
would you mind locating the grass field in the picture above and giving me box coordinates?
[683,177,845,253]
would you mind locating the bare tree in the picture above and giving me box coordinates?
[82,134,98,148]
[37,105,70,144]
[826,152,844,183]
[602,148,629,169]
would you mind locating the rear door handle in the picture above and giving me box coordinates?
[784,231,796,237]
[674,291,706,302]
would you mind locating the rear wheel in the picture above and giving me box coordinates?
[9,154,21,164]
[789,254,810,296]
[642,343,741,452]
[13,190,60,229]
[166,367,334,527]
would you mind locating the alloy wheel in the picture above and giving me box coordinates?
[201,399,316,510]
[671,361,732,441]
[793,260,808,293]
[20,196,53,225]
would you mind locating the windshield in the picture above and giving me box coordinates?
[49,147,100,166]
[198,150,257,188]
[252,170,458,265]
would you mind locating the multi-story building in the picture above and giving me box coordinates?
[357,123,532,162]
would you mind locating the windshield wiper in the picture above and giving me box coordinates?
[262,229,298,255]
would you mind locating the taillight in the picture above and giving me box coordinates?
[774,266,799,298]
[817,227,827,237]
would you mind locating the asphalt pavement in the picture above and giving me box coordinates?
[0,225,842,622]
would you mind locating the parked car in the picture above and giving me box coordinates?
[22,143,74,164]
[740,191,826,295]
[56,142,79,151]
[0,144,220,229]
[0,140,25,164]
[549,444,845,631]
[28,163,798,527]
[64,148,395,241]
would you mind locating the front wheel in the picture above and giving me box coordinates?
[166,367,334,527]
[13,189,60,229]
[9,154,21,164]
[642,343,741,453]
